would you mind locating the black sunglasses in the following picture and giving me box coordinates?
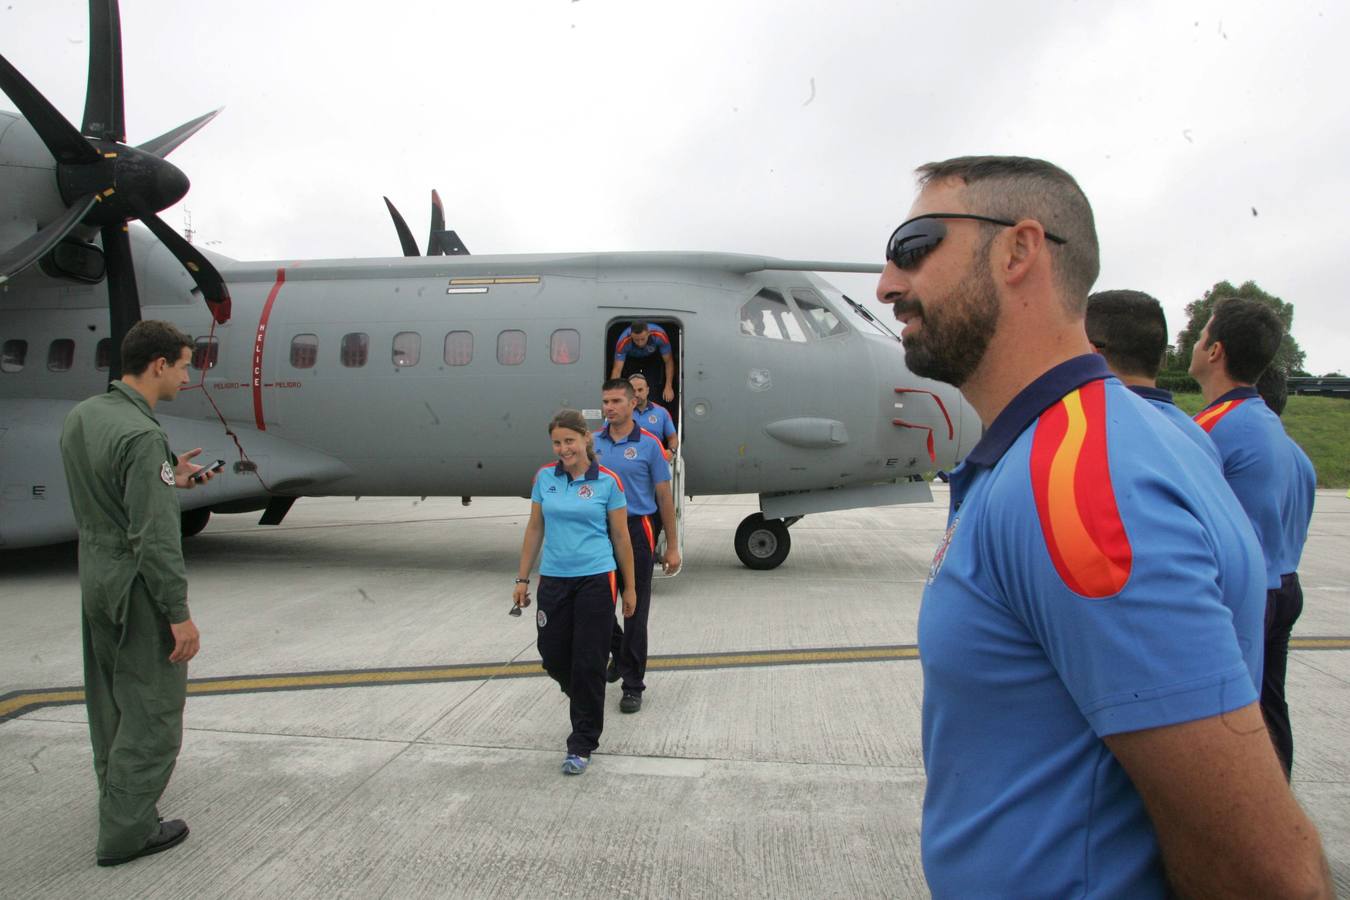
[885,213,1067,271]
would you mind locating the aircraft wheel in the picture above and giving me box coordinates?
[734,514,791,570]
[181,508,211,538]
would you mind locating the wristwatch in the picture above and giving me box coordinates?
[514,578,530,585]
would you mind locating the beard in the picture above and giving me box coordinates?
[899,258,1000,388]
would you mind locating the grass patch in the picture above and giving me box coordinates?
[1173,394,1349,488]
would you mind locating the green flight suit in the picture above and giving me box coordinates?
[59,381,190,858]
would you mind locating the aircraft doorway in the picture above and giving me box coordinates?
[604,318,682,431]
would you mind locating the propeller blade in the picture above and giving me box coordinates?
[0,195,99,284]
[83,0,126,141]
[383,196,420,257]
[136,107,222,159]
[427,189,445,256]
[138,211,232,323]
[434,230,470,256]
[102,222,140,381]
[0,54,100,164]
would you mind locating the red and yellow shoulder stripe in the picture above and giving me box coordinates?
[1029,380,1133,598]
[1193,398,1247,433]
[597,464,626,492]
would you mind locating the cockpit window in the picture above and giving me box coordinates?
[739,289,808,343]
[791,289,848,338]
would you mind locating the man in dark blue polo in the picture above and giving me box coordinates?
[1085,289,1220,467]
[610,321,675,406]
[594,378,680,713]
[1191,298,1317,777]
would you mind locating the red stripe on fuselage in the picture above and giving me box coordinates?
[252,268,288,431]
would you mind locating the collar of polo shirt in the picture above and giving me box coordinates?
[553,460,601,481]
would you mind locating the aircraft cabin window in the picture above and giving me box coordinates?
[791,289,849,338]
[497,330,526,366]
[2,339,28,373]
[95,338,111,371]
[444,331,473,366]
[290,334,319,369]
[393,331,421,367]
[48,339,75,372]
[550,329,580,365]
[341,332,369,368]
[192,336,219,370]
[739,289,808,343]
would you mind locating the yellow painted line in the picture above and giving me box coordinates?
[4,638,1346,722]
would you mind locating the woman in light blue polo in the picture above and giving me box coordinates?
[514,409,636,775]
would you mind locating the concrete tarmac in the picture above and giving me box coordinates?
[2,488,1347,898]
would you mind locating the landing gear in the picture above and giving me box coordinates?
[180,507,211,538]
[734,513,792,570]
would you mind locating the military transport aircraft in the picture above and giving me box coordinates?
[0,1,977,568]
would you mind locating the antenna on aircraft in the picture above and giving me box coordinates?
[382,190,471,257]
[0,0,230,378]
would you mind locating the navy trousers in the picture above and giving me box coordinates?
[536,572,616,756]
[1262,572,1304,779]
[610,514,655,694]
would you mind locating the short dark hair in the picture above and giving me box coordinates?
[915,156,1100,311]
[602,378,635,397]
[1205,297,1283,384]
[1256,365,1289,416]
[1085,290,1167,378]
[630,321,649,334]
[120,320,192,376]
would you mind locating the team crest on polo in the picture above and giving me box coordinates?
[928,516,960,584]
[577,485,594,499]
[623,446,638,460]
[160,461,175,485]
[537,609,548,628]
[647,414,658,424]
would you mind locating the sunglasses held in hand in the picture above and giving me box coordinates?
[885,213,1067,271]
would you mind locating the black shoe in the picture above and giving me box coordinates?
[606,658,620,684]
[97,819,190,867]
[620,691,642,714]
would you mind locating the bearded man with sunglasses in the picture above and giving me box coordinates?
[877,156,1329,898]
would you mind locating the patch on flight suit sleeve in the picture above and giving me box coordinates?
[160,460,175,485]
[1029,380,1132,598]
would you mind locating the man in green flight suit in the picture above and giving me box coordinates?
[59,320,218,867]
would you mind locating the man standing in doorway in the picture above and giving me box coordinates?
[594,379,680,714]
[611,321,675,407]
[59,320,217,867]
[877,155,1328,896]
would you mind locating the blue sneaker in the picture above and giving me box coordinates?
[561,754,589,775]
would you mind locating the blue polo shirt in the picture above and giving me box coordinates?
[1280,439,1316,575]
[1129,385,1221,469]
[530,461,626,577]
[593,422,670,516]
[920,354,1264,899]
[633,401,676,442]
[613,324,672,362]
[1194,388,1295,589]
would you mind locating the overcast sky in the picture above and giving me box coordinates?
[5,0,1347,374]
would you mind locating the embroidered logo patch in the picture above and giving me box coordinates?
[928,516,959,584]
[648,414,658,424]
[623,447,638,460]
[577,485,594,499]
[536,609,548,628]
[160,461,175,486]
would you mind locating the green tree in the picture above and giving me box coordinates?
[1175,280,1306,376]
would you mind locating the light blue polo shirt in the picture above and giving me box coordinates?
[593,423,670,516]
[1280,439,1316,575]
[633,401,676,442]
[1129,385,1221,469]
[531,461,626,577]
[1195,387,1297,589]
[920,355,1264,899]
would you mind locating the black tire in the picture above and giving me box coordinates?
[180,507,211,538]
[734,513,791,570]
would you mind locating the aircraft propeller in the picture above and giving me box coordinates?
[382,189,470,257]
[0,0,230,378]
